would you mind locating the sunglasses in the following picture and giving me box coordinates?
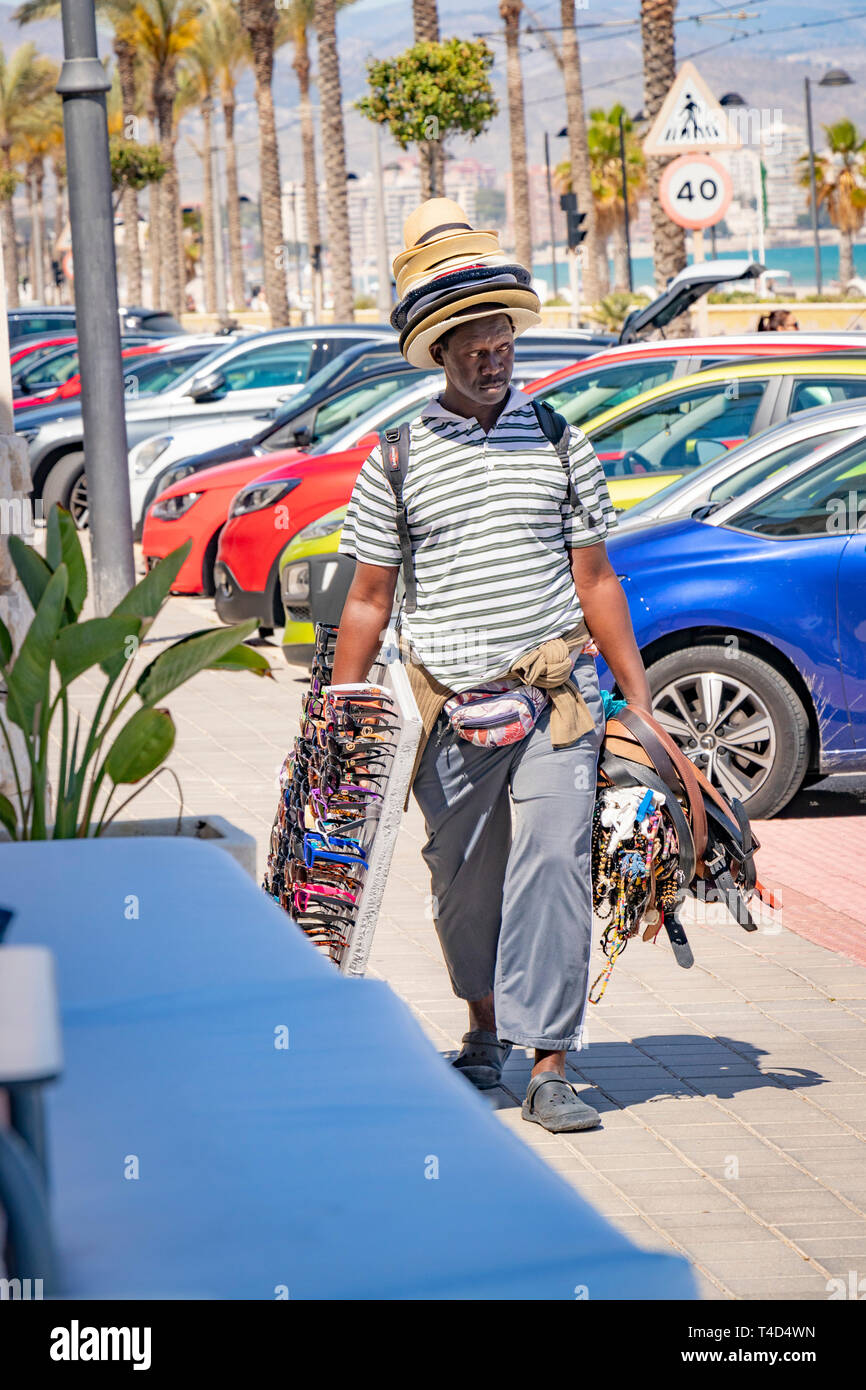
[303,831,368,869]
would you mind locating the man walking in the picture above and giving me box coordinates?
[330,201,651,1133]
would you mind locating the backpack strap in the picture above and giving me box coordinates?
[379,424,417,615]
[532,398,580,510]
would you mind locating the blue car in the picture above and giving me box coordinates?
[601,429,866,818]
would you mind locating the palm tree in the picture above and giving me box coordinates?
[239,0,290,325]
[0,42,57,306]
[411,0,443,198]
[182,16,220,313]
[135,0,203,318]
[587,105,646,293]
[559,1,600,306]
[16,0,148,303]
[18,92,63,301]
[640,0,686,288]
[499,1,532,271]
[315,0,354,320]
[799,120,866,292]
[209,0,247,311]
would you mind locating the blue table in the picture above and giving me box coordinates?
[1,838,696,1300]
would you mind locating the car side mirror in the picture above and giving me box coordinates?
[187,368,227,402]
[293,425,313,448]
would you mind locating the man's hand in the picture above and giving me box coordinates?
[569,542,652,711]
[330,561,399,686]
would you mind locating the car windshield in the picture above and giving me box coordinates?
[625,425,864,518]
[726,433,866,537]
[123,349,217,396]
[308,379,441,455]
[260,370,425,453]
[538,357,682,425]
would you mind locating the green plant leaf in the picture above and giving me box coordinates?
[45,505,87,616]
[6,564,68,734]
[135,620,258,707]
[54,615,143,688]
[0,614,12,666]
[208,644,274,677]
[0,791,17,839]
[104,706,175,784]
[102,542,193,680]
[8,536,53,613]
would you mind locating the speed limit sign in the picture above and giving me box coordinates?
[659,153,733,230]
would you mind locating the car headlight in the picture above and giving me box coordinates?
[228,477,301,518]
[292,505,348,544]
[282,562,310,603]
[150,491,202,520]
[158,461,197,492]
[132,435,173,475]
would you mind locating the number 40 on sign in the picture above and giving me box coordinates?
[659,153,733,230]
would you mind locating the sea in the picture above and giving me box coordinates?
[532,243,866,297]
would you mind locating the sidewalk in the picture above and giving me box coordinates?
[99,591,866,1302]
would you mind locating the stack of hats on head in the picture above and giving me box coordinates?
[390,198,541,368]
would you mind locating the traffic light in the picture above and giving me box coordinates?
[559,192,587,251]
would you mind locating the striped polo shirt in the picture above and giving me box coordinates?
[338,386,617,691]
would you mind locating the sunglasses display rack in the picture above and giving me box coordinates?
[263,623,422,975]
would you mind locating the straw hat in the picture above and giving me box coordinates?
[392,197,500,285]
[390,197,541,369]
[402,292,541,369]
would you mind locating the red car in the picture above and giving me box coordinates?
[142,439,375,616]
[141,443,372,623]
[14,341,167,411]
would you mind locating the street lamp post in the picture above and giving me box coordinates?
[543,131,558,298]
[371,123,392,321]
[57,0,134,613]
[805,67,854,296]
[618,110,634,293]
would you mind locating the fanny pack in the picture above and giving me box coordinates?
[443,680,548,747]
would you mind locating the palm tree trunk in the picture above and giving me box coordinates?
[500,1,532,271]
[839,229,854,290]
[315,0,354,321]
[413,0,441,198]
[222,96,245,311]
[154,85,183,318]
[641,0,686,289]
[294,29,322,320]
[34,165,47,302]
[201,94,216,314]
[595,238,610,297]
[114,37,142,304]
[2,144,19,309]
[149,180,162,309]
[243,25,290,325]
[560,1,600,306]
[26,171,37,300]
[412,0,440,42]
[611,216,629,291]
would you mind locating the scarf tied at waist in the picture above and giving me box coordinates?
[398,622,596,809]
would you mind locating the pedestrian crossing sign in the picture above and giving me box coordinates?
[642,61,741,157]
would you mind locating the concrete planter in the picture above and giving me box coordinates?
[1,815,257,880]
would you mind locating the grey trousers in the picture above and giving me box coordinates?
[412,654,605,1052]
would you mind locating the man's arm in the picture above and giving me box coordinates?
[570,541,652,712]
[330,561,399,685]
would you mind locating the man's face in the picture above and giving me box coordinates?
[430,313,515,406]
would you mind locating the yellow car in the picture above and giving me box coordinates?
[572,354,866,509]
[280,354,866,662]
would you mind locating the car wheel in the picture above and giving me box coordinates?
[645,644,810,820]
[42,451,87,528]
